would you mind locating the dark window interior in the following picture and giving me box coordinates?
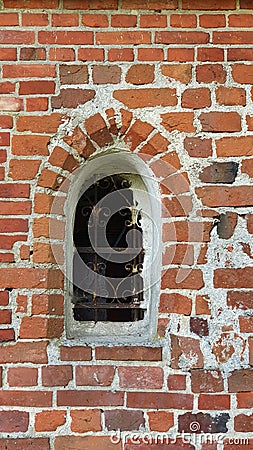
[73,174,145,322]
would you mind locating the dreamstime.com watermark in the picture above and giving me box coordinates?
[109,426,249,446]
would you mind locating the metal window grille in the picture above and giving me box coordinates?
[72,174,145,322]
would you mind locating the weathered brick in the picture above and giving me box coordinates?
[51,88,95,109]
[60,346,92,361]
[148,411,174,432]
[214,267,253,288]
[35,410,66,432]
[105,409,144,431]
[57,390,124,407]
[0,411,29,433]
[228,369,253,392]
[159,293,192,315]
[126,64,154,84]
[0,439,49,450]
[8,367,38,386]
[127,391,193,410]
[95,346,162,361]
[199,394,230,410]
[168,374,186,391]
[191,369,224,393]
[70,409,101,432]
[178,412,230,433]
[162,64,192,83]
[171,335,204,369]
[200,162,239,184]
[93,65,121,84]
[234,414,253,432]
[76,365,115,386]
[118,366,163,389]
[59,65,88,84]
[182,88,211,109]
[114,88,177,108]
[55,436,121,450]
[200,112,241,132]
[42,365,72,387]
[0,390,52,407]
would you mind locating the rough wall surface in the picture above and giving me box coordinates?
[0,0,253,448]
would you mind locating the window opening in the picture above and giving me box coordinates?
[73,174,145,323]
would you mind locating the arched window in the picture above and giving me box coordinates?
[65,150,161,344]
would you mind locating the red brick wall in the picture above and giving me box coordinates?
[0,0,253,448]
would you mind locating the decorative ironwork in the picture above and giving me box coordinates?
[73,174,145,323]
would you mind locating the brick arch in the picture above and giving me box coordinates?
[33,107,197,312]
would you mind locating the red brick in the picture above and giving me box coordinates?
[123,119,154,150]
[0,132,10,146]
[0,309,11,324]
[168,374,186,390]
[234,414,253,432]
[184,137,212,157]
[121,0,177,8]
[105,409,144,431]
[59,64,88,84]
[0,49,16,61]
[182,88,211,109]
[163,195,193,217]
[85,113,113,147]
[247,214,253,233]
[140,14,167,28]
[199,394,230,410]
[78,48,104,61]
[19,81,55,95]
[228,48,253,61]
[52,88,95,109]
[240,0,253,7]
[0,82,15,96]
[3,64,55,79]
[148,411,174,432]
[171,335,204,369]
[70,409,101,432]
[191,369,224,393]
[159,293,192,315]
[200,112,241,132]
[182,0,235,8]
[0,98,23,112]
[20,47,46,61]
[216,136,253,157]
[93,65,121,84]
[39,31,93,45]
[247,115,253,130]
[197,185,253,207]
[127,391,193,410]
[0,439,49,450]
[162,244,194,265]
[0,411,29,433]
[0,268,63,289]
[35,410,66,432]
[0,390,52,407]
[232,64,253,83]
[52,13,78,27]
[114,88,177,109]
[0,291,8,306]
[199,14,226,27]
[0,30,34,44]
[112,14,137,27]
[162,64,192,83]
[0,341,48,364]
[237,392,253,408]
[12,135,49,157]
[55,436,120,450]
[42,365,72,387]
[26,97,48,112]
[214,267,253,288]
[32,293,64,315]
[214,31,253,44]
[242,158,253,178]
[64,126,96,158]
[57,390,124,407]
[96,346,162,361]
[228,369,253,392]
[156,31,209,44]
[170,14,197,27]
[167,48,194,62]
[198,47,224,61]
[0,329,14,342]
[229,13,253,27]
[60,346,92,361]
[22,13,48,26]
[161,112,195,132]
[126,64,154,85]
[0,13,18,26]
[0,183,30,199]
[138,48,164,61]
[50,48,75,61]
[108,48,134,62]
[227,291,253,310]
[76,365,115,386]
[8,367,38,386]
[9,159,41,180]
[119,366,163,389]
[96,31,151,45]
[216,86,246,106]
[196,64,226,83]
[17,113,63,133]
[0,218,28,233]
[20,317,64,339]
[63,0,117,8]
[239,317,253,333]
[162,268,204,290]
